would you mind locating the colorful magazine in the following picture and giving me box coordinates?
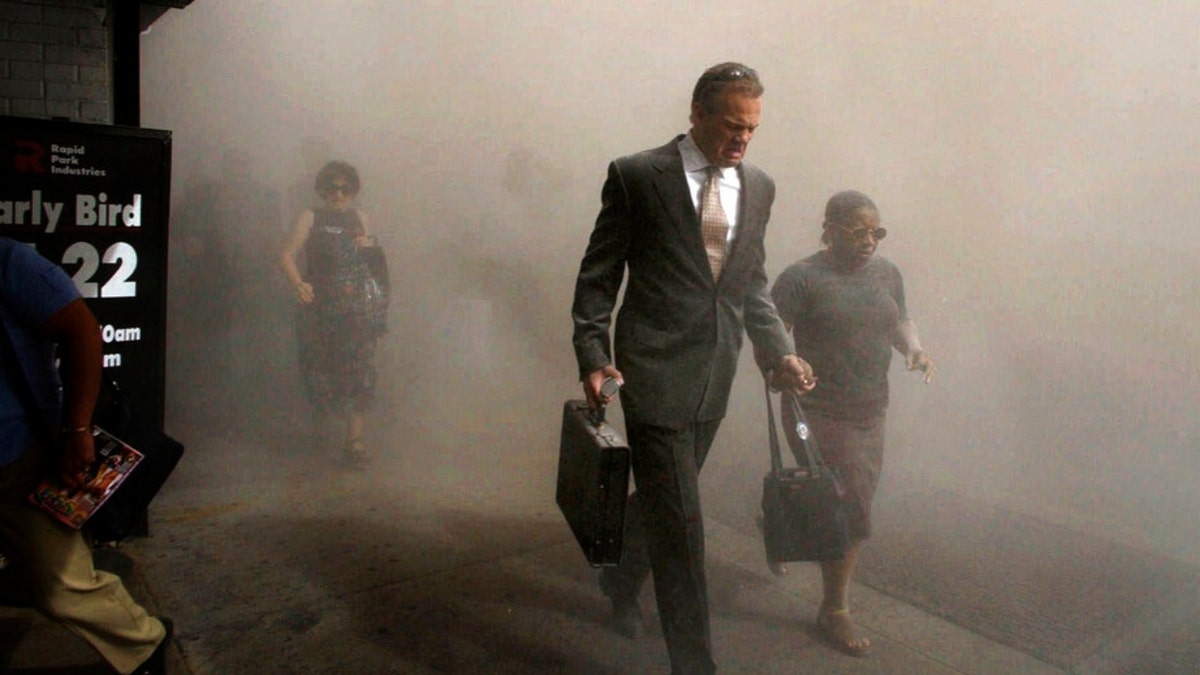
[28,426,144,529]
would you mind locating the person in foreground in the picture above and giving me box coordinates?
[770,190,936,656]
[0,237,172,674]
[280,160,383,466]
[571,62,815,674]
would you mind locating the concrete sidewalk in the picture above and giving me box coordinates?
[0,427,1065,674]
[0,523,1060,674]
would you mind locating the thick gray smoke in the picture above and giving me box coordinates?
[141,1,1200,567]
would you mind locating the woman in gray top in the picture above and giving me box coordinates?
[770,190,936,656]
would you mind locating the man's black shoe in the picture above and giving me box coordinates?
[599,572,644,639]
[133,616,173,675]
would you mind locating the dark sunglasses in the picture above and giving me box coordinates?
[323,183,355,196]
[838,226,887,242]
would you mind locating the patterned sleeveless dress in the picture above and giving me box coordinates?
[296,207,379,415]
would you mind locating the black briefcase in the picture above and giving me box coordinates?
[556,399,630,567]
[760,383,850,563]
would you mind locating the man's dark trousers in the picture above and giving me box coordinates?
[600,417,722,675]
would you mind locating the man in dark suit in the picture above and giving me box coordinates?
[571,62,814,674]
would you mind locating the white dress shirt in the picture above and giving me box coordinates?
[679,133,740,246]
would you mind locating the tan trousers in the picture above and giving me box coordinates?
[0,443,165,675]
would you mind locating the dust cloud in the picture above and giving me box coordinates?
[140,1,1200,566]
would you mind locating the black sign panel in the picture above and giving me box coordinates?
[0,116,171,430]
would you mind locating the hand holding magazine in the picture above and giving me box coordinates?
[29,427,144,529]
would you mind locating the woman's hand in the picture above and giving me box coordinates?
[294,280,315,304]
[907,350,937,383]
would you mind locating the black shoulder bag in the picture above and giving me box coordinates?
[760,379,850,562]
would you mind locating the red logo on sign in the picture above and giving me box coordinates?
[14,140,46,173]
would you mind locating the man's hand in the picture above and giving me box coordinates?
[583,366,624,411]
[59,431,96,490]
[769,354,817,396]
[907,349,937,384]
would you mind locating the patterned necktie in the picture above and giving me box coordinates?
[700,166,730,280]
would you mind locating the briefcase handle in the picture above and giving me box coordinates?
[588,377,621,426]
[588,405,606,426]
[763,378,829,477]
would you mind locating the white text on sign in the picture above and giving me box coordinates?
[0,191,143,233]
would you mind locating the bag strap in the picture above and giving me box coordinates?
[763,376,829,476]
[764,378,785,474]
[784,387,829,473]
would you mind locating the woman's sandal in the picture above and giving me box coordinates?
[343,439,370,467]
[816,608,871,657]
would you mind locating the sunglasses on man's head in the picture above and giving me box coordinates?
[324,183,354,195]
[713,65,757,81]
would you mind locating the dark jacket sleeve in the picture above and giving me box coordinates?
[571,160,630,379]
[738,172,793,371]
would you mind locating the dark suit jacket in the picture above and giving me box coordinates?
[572,136,793,428]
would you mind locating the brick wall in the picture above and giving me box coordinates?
[0,0,111,123]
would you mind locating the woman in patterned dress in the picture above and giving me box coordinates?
[280,161,384,465]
